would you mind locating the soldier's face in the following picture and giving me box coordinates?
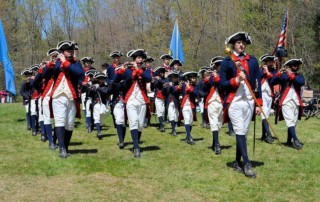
[146,62,152,68]
[174,64,179,71]
[265,61,274,68]
[234,40,246,54]
[135,56,143,64]
[63,50,74,57]
[113,56,120,63]
[164,58,170,65]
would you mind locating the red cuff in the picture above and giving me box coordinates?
[175,86,181,91]
[136,68,144,76]
[116,68,125,75]
[276,71,281,77]
[47,62,55,68]
[203,78,209,84]
[230,77,239,88]
[38,68,43,74]
[186,86,194,93]
[266,72,273,79]
[214,76,220,83]
[288,73,295,80]
[62,60,71,69]
[257,98,263,106]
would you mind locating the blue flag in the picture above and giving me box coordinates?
[0,20,16,95]
[170,19,184,64]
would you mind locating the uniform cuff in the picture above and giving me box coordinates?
[62,60,71,69]
[47,62,55,68]
[276,71,281,77]
[230,77,239,88]
[266,72,273,79]
[257,98,263,106]
[136,68,144,76]
[214,76,220,83]
[117,68,125,75]
[288,73,296,80]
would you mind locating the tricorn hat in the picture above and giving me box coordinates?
[169,59,182,67]
[110,51,123,58]
[225,32,252,45]
[57,40,78,51]
[144,56,155,63]
[47,48,59,56]
[160,54,173,60]
[127,49,147,59]
[93,72,107,79]
[81,57,94,64]
[210,56,224,67]
[284,58,303,67]
[260,54,275,62]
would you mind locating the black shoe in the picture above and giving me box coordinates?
[265,133,274,144]
[215,144,221,155]
[49,143,56,150]
[160,127,165,132]
[232,161,244,173]
[202,122,207,128]
[244,163,256,178]
[27,125,31,130]
[32,129,37,136]
[97,132,102,140]
[170,130,177,136]
[292,140,303,150]
[133,148,141,158]
[119,142,125,149]
[59,148,68,158]
[186,137,195,145]
[87,128,92,133]
[41,134,46,142]
[228,131,235,136]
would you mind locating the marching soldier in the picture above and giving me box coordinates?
[42,40,85,158]
[151,66,167,132]
[116,49,152,158]
[198,66,211,128]
[259,54,276,144]
[204,57,224,154]
[20,68,34,130]
[110,65,127,149]
[106,51,123,84]
[273,58,305,149]
[179,71,199,145]
[220,32,262,178]
[170,59,183,76]
[144,56,155,127]
[160,54,173,71]
[164,72,181,136]
[89,72,110,140]
[29,64,41,136]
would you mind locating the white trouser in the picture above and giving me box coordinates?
[182,105,193,125]
[85,98,92,117]
[114,101,125,126]
[93,103,105,125]
[42,96,51,125]
[52,96,76,130]
[282,100,299,127]
[208,101,223,131]
[30,99,37,116]
[199,97,204,113]
[155,97,165,117]
[126,101,146,131]
[24,104,29,113]
[81,93,86,110]
[261,92,272,119]
[228,99,254,136]
[168,102,179,122]
[38,97,44,122]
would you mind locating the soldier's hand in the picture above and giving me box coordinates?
[262,65,269,73]
[255,107,262,115]
[57,53,66,63]
[237,71,246,83]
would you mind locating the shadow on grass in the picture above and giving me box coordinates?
[69,142,83,146]
[141,145,161,152]
[17,119,25,122]
[69,149,98,154]
[74,121,82,128]
[226,160,265,168]
[100,134,116,139]
[124,141,145,146]
[207,145,232,150]
[180,138,204,142]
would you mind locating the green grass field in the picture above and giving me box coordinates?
[0,103,319,201]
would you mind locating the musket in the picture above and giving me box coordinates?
[224,46,282,147]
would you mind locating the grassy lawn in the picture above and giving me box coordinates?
[0,103,319,201]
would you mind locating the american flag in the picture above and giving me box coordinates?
[273,11,288,54]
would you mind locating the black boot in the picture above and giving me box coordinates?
[244,163,256,178]
[64,130,73,154]
[215,144,221,155]
[59,148,68,158]
[265,132,274,144]
[133,148,141,158]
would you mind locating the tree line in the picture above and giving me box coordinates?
[0,0,319,93]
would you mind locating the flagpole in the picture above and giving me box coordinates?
[175,18,178,59]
